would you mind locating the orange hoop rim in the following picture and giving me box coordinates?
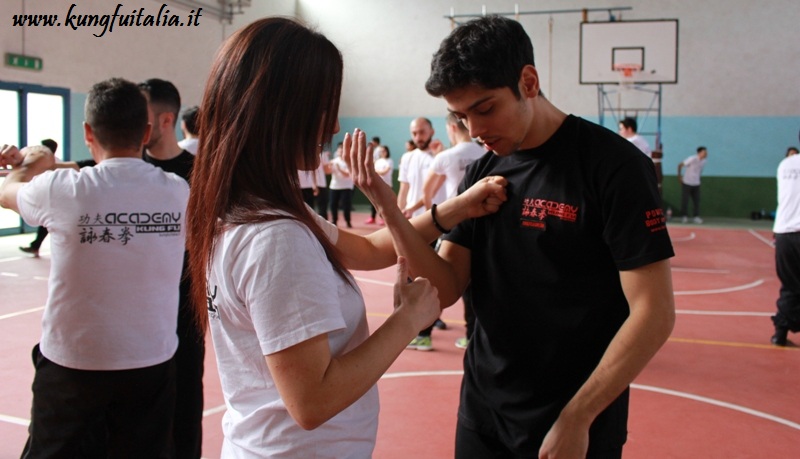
[613,63,642,78]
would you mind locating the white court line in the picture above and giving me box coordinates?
[0,256,25,263]
[676,309,773,317]
[0,414,29,427]
[673,279,764,296]
[1,272,19,277]
[0,306,45,320]
[354,276,393,287]
[378,372,800,432]
[203,404,228,417]
[670,232,696,242]
[748,229,775,248]
[631,384,800,431]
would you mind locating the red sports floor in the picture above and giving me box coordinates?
[0,214,797,458]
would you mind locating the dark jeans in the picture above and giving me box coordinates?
[174,268,205,459]
[21,345,176,459]
[773,232,800,332]
[29,226,48,250]
[330,188,353,225]
[316,187,330,221]
[455,422,622,459]
[680,183,701,217]
[301,187,316,209]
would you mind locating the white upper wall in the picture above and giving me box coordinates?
[2,0,798,117]
[298,0,800,118]
[0,0,296,105]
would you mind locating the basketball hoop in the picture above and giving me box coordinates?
[613,63,642,90]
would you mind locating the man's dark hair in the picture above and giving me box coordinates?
[182,106,200,135]
[697,146,707,153]
[620,117,638,133]
[85,78,148,151]
[426,15,535,98]
[371,136,380,145]
[139,78,181,125]
[41,139,58,154]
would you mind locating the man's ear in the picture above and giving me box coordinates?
[519,65,540,98]
[141,123,153,147]
[83,122,94,145]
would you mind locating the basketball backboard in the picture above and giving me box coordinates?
[580,19,679,85]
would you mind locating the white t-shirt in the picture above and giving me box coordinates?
[298,169,316,189]
[398,148,446,217]
[315,151,331,188]
[17,158,189,370]
[627,134,651,158]
[375,157,394,188]
[207,211,378,458]
[681,154,706,186]
[774,154,800,234]
[330,156,354,190]
[178,137,198,155]
[429,142,485,200]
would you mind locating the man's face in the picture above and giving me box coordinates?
[698,149,708,160]
[444,84,532,156]
[409,120,433,151]
[618,124,633,138]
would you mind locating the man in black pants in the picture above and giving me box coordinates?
[422,16,675,458]
[140,78,205,459]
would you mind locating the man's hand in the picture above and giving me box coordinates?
[538,412,590,459]
[455,175,509,219]
[430,139,445,154]
[1,144,23,169]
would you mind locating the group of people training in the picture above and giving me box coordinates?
[1,14,682,458]
[618,116,709,224]
[1,79,203,457]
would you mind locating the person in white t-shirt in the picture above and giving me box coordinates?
[397,117,447,219]
[0,78,188,458]
[178,105,199,154]
[422,113,486,350]
[370,145,394,225]
[329,143,355,228]
[677,146,709,224]
[314,149,332,220]
[618,117,652,158]
[770,145,800,346]
[185,18,508,458]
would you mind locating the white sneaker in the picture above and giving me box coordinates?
[681,216,688,224]
[693,216,703,224]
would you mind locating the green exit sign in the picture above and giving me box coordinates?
[5,53,43,71]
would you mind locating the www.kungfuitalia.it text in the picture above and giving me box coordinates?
[10,3,204,38]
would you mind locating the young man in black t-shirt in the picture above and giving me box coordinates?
[421,16,676,458]
[140,78,204,459]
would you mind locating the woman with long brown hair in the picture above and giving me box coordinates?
[187,17,506,457]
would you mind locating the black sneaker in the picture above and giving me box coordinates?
[19,246,39,257]
[433,318,447,330]
[771,328,788,346]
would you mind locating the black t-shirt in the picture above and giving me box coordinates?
[445,115,674,454]
[143,149,194,183]
[75,159,97,169]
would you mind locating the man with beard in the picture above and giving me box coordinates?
[398,117,449,351]
[139,78,204,459]
[397,118,447,219]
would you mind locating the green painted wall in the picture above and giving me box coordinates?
[661,176,776,219]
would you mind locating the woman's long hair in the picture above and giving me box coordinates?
[187,17,347,330]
